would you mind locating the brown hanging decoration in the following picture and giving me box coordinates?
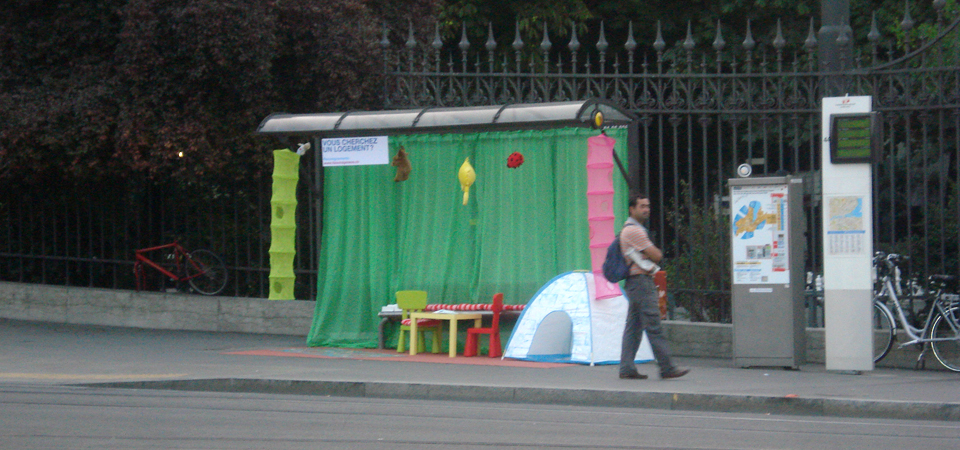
[391,146,411,182]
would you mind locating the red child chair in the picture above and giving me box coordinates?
[463,293,504,357]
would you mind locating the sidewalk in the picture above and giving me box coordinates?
[2,319,958,421]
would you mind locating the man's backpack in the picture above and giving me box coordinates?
[601,225,634,283]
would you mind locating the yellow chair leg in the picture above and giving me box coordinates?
[431,329,442,353]
[397,329,407,353]
[417,330,427,353]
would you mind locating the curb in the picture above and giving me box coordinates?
[80,378,960,422]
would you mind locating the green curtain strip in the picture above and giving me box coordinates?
[307,127,628,348]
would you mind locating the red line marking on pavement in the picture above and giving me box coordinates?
[223,348,571,368]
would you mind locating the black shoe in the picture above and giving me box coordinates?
[661,368,690,379]
[619,372,648,380]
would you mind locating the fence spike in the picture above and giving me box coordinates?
[625,21,637,52]
[380,25,390,48]
[901,1,914,32]
[597,21,608,53]
[934,0,946,26]
[653,21,666,53]
[405,20,417,49]
[459,23,470,52]
[743,19,755,51]
[485,23,496,51]
[804,17,817,51]
[713,20,725,51]
[432,23,443,50]
[683,21,695,51]
[773,19,785,49]
[540,22,552,52]
[568,21,580,52]
[512,22,524,51]
[868,12,880,42]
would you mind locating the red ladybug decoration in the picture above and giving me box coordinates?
[507,152,524,168]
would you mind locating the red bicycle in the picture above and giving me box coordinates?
[133,243,228,296]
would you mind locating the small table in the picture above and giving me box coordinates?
[409,312,482,357]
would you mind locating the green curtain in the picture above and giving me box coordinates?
[307,127,628,347]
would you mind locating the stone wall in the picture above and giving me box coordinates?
[0,282,314,336]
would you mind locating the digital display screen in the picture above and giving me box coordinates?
[830,113,877,164]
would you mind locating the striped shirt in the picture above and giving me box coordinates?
[620,218,654,276]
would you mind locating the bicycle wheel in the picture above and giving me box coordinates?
[929,306,960,372]
[185,249,228,296]
[872,301,895,363]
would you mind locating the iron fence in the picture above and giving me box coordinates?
[0,168,320,300]
[379,6,960,321]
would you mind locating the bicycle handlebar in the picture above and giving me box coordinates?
[873,251,909,267]
[873,252,912,281]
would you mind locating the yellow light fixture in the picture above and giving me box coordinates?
[593,110,604,129]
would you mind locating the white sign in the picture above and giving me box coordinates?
[321,136,389,167]
[730,184,790,285]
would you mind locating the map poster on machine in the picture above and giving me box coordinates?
[731,184,790,284]
[826,195,867,256]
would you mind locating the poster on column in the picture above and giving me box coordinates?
[730,184,790,285]
[825,195,867,256]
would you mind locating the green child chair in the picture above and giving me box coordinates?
[396,290,443,354]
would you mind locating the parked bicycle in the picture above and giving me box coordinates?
[872,252,960,371]
[134,243,228,296]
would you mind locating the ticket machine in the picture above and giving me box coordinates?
[729,175,806,368]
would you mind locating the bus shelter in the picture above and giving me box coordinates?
[257,99,638,348]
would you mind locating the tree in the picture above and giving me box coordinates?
[0,0,127,181]
[0,0,440,183]
[112,0,278,180]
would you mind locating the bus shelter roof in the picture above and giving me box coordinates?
[256,99,636,138]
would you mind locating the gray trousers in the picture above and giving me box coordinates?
[619,274,675,376]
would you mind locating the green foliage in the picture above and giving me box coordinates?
[437,0,592,42]
[0,0,126,181]
[661,181,731,322]
[851,0,960,65]
[876,141,960,277]
[111,0,277,180]
[0,0,425,183]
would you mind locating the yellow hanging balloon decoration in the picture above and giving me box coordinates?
[458,157,476,205]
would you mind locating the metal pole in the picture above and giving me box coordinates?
[818,0,853,96]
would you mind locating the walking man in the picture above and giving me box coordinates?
[618,193,689,380]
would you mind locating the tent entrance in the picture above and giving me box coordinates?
[527,311,573,358]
